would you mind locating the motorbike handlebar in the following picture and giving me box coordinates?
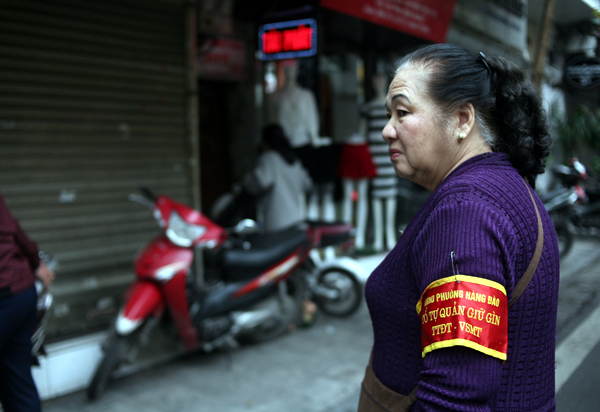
[128,187,158,210]
[39,251,58,273]
[128,193,155,210]
[224,235,251,250]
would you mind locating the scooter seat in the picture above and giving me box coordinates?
[539,188,568,203]
[221,228,308,281]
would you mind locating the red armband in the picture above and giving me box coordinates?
[415,275,508,361]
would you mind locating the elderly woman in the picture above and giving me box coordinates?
[360,44,558,411]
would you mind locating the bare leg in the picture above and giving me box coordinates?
[371,198,384,252]
[355,179,368,250]
[385,197,398,250]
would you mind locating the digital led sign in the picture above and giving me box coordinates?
[258,18,317,61]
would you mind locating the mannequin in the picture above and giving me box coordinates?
[265,59,322,148]
[266,59,334,224]
[364,73,398,252]
[337,121,377,250]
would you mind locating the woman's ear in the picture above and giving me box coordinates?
[457,103,475,136]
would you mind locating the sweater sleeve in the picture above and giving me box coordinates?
[410,199,518,412]
[0,193,40,272]
[12,217,40,272]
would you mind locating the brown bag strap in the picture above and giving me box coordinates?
[509,178,544,307]
[359,354,417,412]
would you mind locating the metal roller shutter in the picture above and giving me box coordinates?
[0,0,190,340]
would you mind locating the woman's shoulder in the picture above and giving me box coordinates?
[436,160,527,211]
[411,172,527,291]
[422,164,538,250]
[427,179,516,228]
[419,166,529,246]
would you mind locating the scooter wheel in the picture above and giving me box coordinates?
[315,268,363,317]
[86,333,131,401]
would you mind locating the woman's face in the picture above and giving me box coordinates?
[383,65,455,191]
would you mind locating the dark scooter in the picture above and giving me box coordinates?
[539,182,578,258]
[561,159,600,235]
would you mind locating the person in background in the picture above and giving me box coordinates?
[242,124,316,326]
[0,192,55,412]
[242,123,313,233]
[360,44,558,411]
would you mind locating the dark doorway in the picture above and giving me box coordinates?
[198,80,234,214]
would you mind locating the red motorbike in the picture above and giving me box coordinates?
[87,188,361,400]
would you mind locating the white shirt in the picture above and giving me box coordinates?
[250,151,312,232]
[266,86,319,148]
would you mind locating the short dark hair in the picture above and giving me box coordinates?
[262,124,298,165]
[396,44,551,187]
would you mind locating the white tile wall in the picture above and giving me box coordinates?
[32,332,105,400]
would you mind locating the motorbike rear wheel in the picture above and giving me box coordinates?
[243,273,305,343]
[86,332,136,401]
[314,268,362,317]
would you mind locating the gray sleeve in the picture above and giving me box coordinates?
[242,153,274,196]
[301,165,313,192]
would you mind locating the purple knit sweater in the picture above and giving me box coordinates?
[365,153,559,411]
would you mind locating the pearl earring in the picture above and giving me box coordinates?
[458,132,467,141]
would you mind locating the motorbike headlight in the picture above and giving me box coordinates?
[166,211,206,247]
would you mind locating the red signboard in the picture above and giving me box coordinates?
[197,38,246,80]
[262,25,312,54]
[258,19,317,61]
[321,0,457,43]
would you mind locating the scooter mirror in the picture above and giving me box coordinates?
[233,219,258,235]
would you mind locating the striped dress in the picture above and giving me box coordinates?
[363,99,399,198]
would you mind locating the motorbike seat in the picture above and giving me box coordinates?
[221,227,308,281]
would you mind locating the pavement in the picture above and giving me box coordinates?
[38,239,600,412]
[39,254,384,412]
[554,237,600,411]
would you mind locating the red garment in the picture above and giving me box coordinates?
[0,192,39,295]
[337,141,377,179]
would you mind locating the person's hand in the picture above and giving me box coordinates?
[35,261,55,287]
[310,136,332,148]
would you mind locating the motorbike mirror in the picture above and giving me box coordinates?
[129,193,155,210]
[139,186,157,201]
[233,219,258,235]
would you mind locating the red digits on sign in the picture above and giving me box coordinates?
[282,26,312,52]
[297,25,312,50]
[262,30,282,53]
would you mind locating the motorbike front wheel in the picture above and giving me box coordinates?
[87,332,136,401]
[314,268,362,317]
[552,215,574,258]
